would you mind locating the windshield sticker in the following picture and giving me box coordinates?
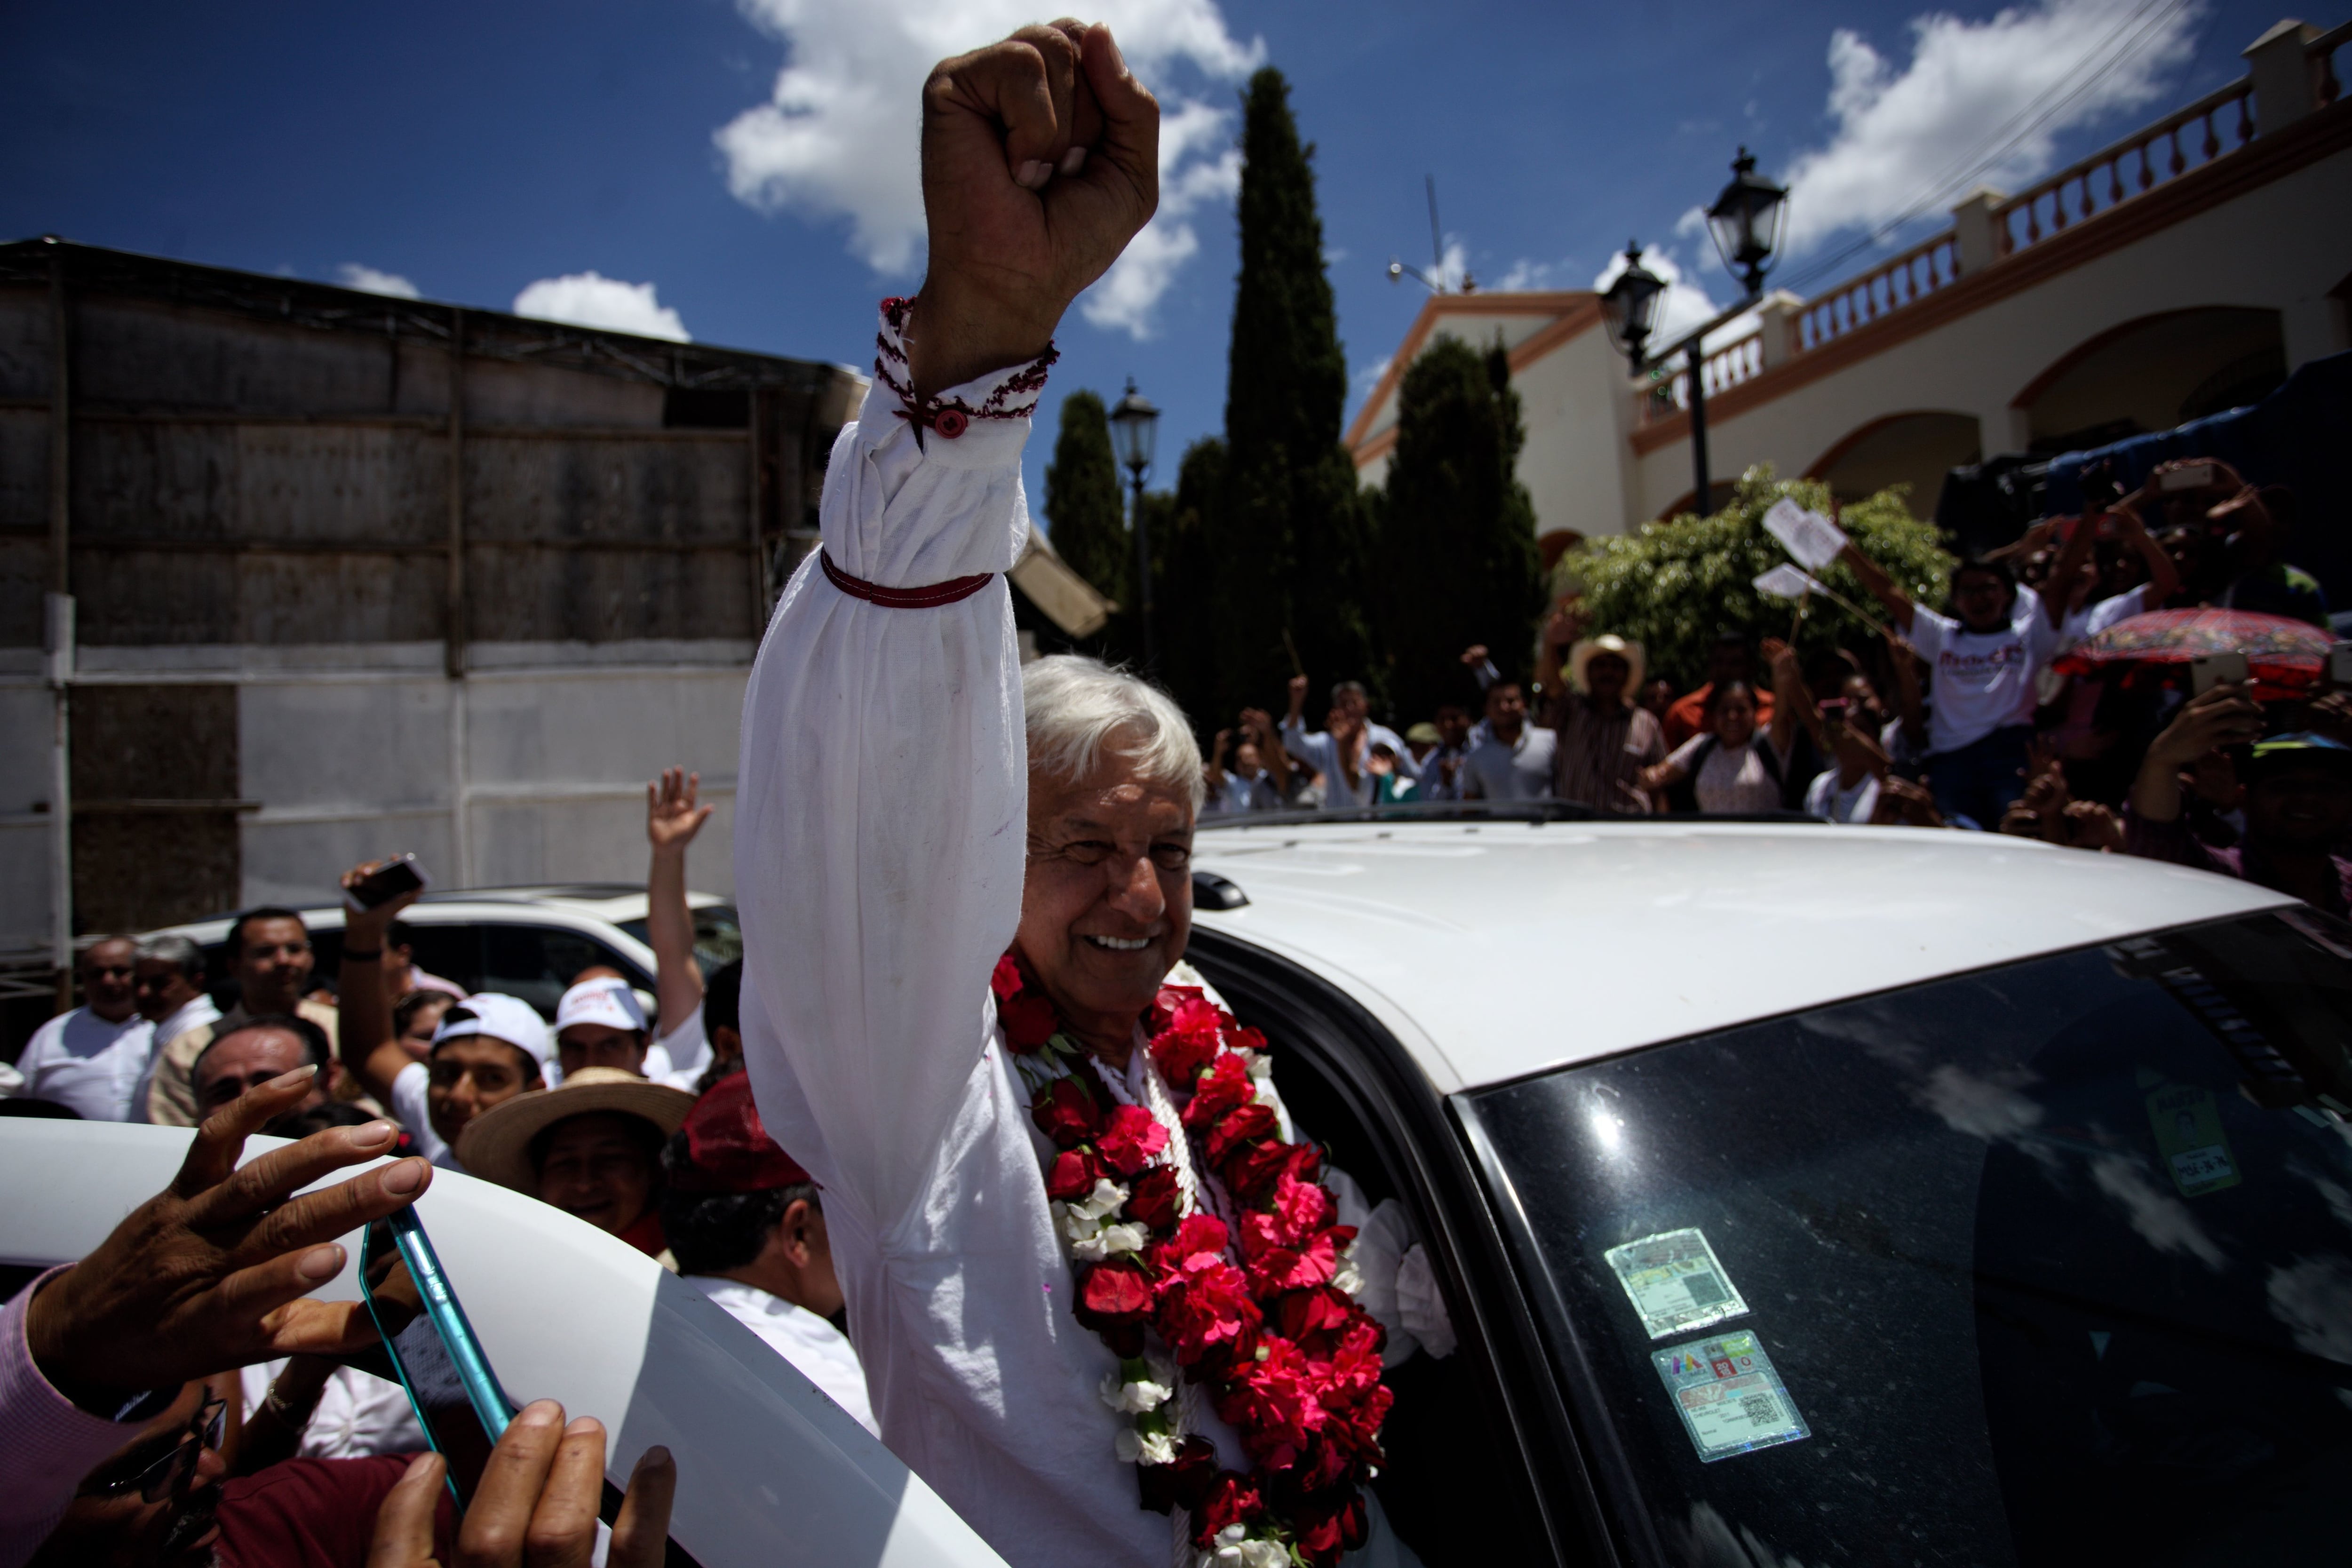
[2145,1083,2241,1197]
[1605,1228,1750,1340]
[1653,1331,1812,1463]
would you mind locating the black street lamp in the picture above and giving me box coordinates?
[1605,151,1789,516]
[1705,147,1790,300]
[1107,379,1161,670]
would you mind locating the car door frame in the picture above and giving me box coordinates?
[1185,926,1628,1568]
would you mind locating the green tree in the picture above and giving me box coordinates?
[1042,390,1131,620]
[1205,67,1377,725]
[1566,467,1953,690]
[1377,336,1544,721]
[1151,438,1226,723]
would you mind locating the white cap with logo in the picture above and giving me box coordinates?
[429,993,556,1075]
[554,977,648,1035]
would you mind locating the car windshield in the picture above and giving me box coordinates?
[1462,908,2352,1568]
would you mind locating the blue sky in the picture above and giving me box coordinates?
[1,0,2282,532]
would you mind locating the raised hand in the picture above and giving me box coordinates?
[369,1404,675,1568]
[1459,645,1490,668]
[647,766,713,854]
[26,1074,431,1401]
[912,22,1159,399]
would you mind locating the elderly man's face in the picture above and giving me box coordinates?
[132,957,204,1024]
[536,1111,657,1237]
[1019,747,1194,1047]
[79,940,138,1023]
[195,1027,330,1117]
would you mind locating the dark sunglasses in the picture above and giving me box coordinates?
[83,1396,226,1503]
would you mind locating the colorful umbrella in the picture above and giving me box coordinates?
[2052,607,2333,695]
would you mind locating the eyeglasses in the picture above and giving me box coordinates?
[83,1396,226,1503]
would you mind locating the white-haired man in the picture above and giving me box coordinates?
[734,23,1412,1568]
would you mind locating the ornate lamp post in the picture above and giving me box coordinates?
[1106,379,1161,670]
[1604,152,1788,514]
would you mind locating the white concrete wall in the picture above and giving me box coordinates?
[1631,143,2352,518]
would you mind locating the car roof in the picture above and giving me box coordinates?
[147,886,729,944]
[1189,820,2290,1096]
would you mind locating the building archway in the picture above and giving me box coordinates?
[2012,306,2285,454]
[1806,411,1983,516]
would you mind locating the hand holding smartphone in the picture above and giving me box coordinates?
[2190,651,2250,696]
[346,854,429,913]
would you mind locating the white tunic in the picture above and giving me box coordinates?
[10,1008,154,1122]
[737,318,1226,1566]
[690,1276,878,1438]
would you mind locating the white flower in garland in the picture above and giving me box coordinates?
[1070,1219,1148,1261]
[1198,1525,1288,1567]
[1113,1424,1178,1465]
[1098,1363,1174,1414]
[1332,1235,1366,1296]
[1070,1177,1128,1221]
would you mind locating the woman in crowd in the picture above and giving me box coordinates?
[457,1069,694,1258]
[1639,640,1809,814]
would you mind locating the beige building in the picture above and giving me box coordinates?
[1348,18,2352,561]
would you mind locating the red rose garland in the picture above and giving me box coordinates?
[992,954,1392,1567]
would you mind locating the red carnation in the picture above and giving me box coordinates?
[1291,1492,1368,1567]
[1190,1471,1265,1547]
[1077,1257,1155,1324]
[1244,1229,1336,1297]
[1043,1146,1104,1202]
[1094,1104,1168,1177]
[1157,1259,1258,1363]
[1124,1164,1182,1231]
[1223,1136,1301,1206]
[1136,1435,1220,1514]
[990,954,1024,1001]
[1148,1001,1225,1086]
[1216,1337,1322,1467]
[1148,983,1207,1034]
[1207,1102,1279,1166]
[1179,1053,1257,1130]
[1230,1023,1268,1056]
[1273,1286,1356,1345]
[999,991,1060,1052]
[1152,1212,1229,1271]
[1030,1075,1102,1148]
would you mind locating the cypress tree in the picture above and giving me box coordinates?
[1208,68,1377,724]
[1041,390,1132,626]
[1377,335,1544,724]
[1152,437,1227,725]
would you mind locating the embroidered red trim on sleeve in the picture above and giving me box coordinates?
[874,295,1057,439]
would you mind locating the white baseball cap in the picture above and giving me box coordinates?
[555,976,648,1035]
[430,993,555,1075]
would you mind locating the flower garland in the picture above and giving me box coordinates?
[993,954,1393,1568]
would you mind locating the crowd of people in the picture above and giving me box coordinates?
[0,768,858,1566]
[1201,458,2348,914]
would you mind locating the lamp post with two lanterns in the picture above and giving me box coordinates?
[1600,148,1788,514]
[1107,379,1162,672]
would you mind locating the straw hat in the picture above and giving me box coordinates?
[455,1066,695,1194]
[1568,634,1646,700]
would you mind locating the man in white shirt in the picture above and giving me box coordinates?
[10,937,153,1120]
[734,27,1413,1566]
[1280,674,1406,810]
[1458,679,1556,802]
[660,1073,876,1437]
[144,907,339,1126]
[132,935,220,1054]
[1844,537,2084,830]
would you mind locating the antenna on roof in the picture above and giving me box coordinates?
[1387,175,1473,294]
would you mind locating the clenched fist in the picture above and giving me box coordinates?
[911,20,1159,400]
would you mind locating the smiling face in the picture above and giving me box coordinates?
[1951,567,2016,634]
[557,1023,647,1081]
[426,1035,540,1147]
[1017,743,1195,1057]
[534,1111,658,1236]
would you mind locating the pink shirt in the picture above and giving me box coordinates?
[0,1270,151,1567]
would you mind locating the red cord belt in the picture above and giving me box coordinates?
[819,550,994,609]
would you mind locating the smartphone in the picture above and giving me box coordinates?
[2160,461,2219,493]
[2331,644,2352,688]
[362,1209,515,1507]
[2190,651,2250,695]
[346,854,429,913]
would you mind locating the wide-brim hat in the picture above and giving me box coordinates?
[455,1066,695,1194]
[1569,635,1645,699]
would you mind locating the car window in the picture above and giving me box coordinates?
[616,905,744,974]
[1462,909,2352,1567]
[480,925,650,1019]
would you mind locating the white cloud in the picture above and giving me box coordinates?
[339,263,420,299]
[1493,254,1577,293]
[511,272,690,341]
[1777,0,2200,256]
[716,0,1262,338]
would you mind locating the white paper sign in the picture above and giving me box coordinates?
[1762,498,1850,570]
[1752,565,1823,602]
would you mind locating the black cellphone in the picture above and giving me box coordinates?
[346,854,429,912]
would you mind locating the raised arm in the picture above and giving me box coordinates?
[1239,707,1291,795]
[2043,509,2100,631]
[644,767,713,1031]
[2113,501,2180,606]
[335,861,420,1108]
[733,22,1157,1233]
[2129,682,2263,824]
[1280,672,1318,766]
[1763,638,1816,756]
[1838,539,1917,632]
